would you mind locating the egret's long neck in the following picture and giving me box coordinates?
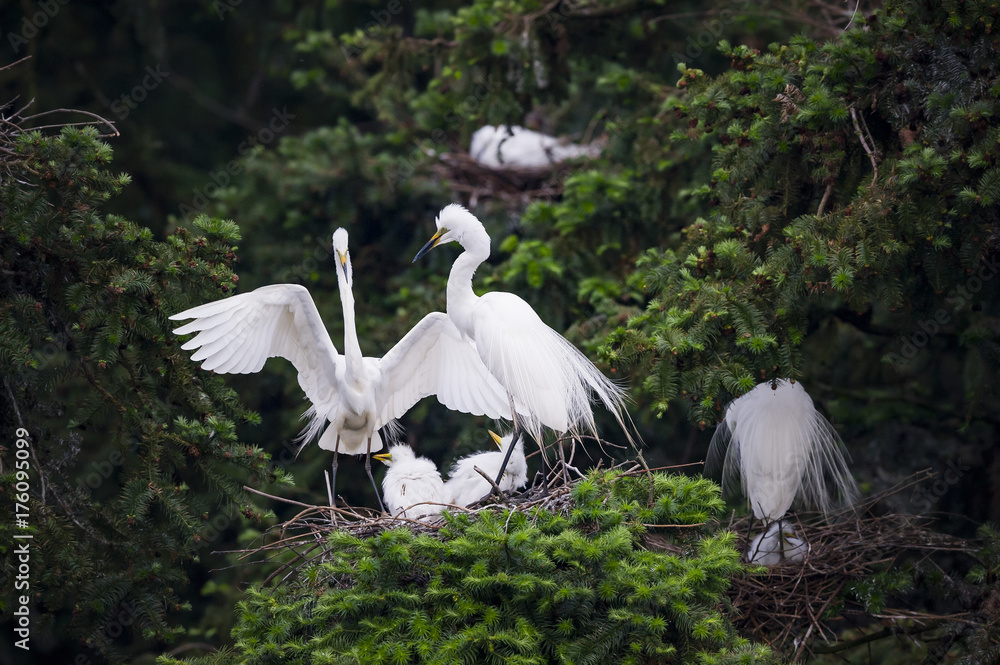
[337,271,364,383]
[446,240,489,335]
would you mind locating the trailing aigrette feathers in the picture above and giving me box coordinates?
[708,379,858,523]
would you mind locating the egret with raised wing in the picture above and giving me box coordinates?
[171,227,512,511]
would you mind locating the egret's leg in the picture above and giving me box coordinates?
[494,392,525,488]
[329,436,340,506]
[365,436,386,513]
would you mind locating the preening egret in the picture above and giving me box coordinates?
[746,520,809,565]
[171,227,513,511]
[470,125,602,170]
[445,430,528,507]
[707,379,858,561]
[374,444,450,519]
[413,204,634,484]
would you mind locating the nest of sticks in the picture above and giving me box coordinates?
[236,461,978,659]
[428,149,572,206]
[714,469,979,659]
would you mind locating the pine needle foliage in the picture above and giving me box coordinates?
[0,125,292,660]
[163,471,776,665]
[603,0,1000,425]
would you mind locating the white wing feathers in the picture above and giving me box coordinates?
[170,284,342,414]
[377,313,512,426]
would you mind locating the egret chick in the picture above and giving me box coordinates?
[707,378,858,525]
[171,228,513,512]
[413,204,634,484]
[445,431,528,507]
[746,520,810,565]
[470,125,602,170]
[374,445,449,519]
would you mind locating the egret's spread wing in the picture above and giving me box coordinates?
[376,312,512,426]
[170,284,342,413]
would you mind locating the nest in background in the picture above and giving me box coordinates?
[235,464,979,660]
[716,470,979,660]
[429,149,573,206]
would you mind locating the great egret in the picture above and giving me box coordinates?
[445,430,528,507]
[171,227,513,511]
[746,520,809,565]
[374,444,450,519]
[413,204,633,483]
[470,125,602,169]
[707,378,858,560]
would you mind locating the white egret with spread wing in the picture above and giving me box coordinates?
[171,227,512,511]
[470,125,603,170]
[445,430,528,507]
[413,204,635,484]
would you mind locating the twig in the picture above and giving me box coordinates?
[850,105,878,186]
[474,464,506,498]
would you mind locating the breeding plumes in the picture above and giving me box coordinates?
[470,125,602,170]
[707,378,858,561]
[374,444,450,519]
[171,227,512,510]
[445,431,528,507]
[413,204,634,484]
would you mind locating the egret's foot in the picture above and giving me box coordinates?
[365,453,386,514]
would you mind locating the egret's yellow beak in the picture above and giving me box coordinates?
[412,227,447,263]
[373,452,392,464]
[489,430,503,449]
[336,249,348,267]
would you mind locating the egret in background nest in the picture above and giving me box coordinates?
[171,228,513,511]
[708,378,858,564]
[446,431,528,507]
[470,125,603,170]
[413,204,635,485]
[375,444,449,519]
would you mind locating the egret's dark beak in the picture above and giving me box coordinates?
[489,430,503,449]
[373,452,392,464]
[413,228,446,263]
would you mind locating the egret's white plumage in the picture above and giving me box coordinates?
[413,205,632,454]
[470,125,602,170]
[375,444,449,519]
[708,379,858,523]
[746,520,810,565]
[170,227,513,506]
[445,431,528,507]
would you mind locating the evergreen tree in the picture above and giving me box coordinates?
[160,471,776,665]
[604,0,1000,427]
[0,122,291,661]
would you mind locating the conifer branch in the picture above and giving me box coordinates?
[850,105,879,186]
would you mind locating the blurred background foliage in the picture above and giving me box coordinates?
[2,0,998,662]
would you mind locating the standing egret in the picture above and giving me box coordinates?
[445,431,528,507]
[707,378,858,560]
[470,125,603,170]
[374,444,450,519]
[170,228,513,511]
[413,204,634,484]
